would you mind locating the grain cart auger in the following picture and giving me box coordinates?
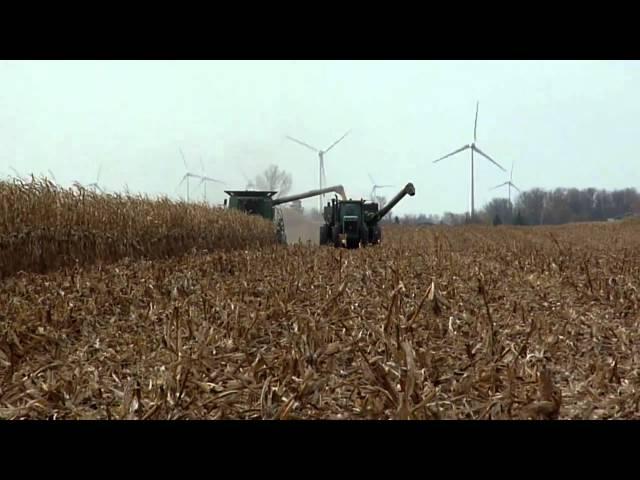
[320,182,415,248]
[224,185,347,244]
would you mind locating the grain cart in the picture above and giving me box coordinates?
[320,182,415,248]
[224,185,347,244]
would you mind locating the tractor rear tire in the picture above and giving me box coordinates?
[275,216,287,244]
[346,237,359,249]
[360,226,369,248]
[371,225,382,244]
[332,226,340,248]
[319,225,328,245]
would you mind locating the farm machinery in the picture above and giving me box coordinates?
[224,185,347,243]
[320,182,415,248]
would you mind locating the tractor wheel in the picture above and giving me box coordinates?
[331,226,341,248]
[369,225,381,245]
[319,225,328,245]
[275,217,287,244]
[360,226,369,248]
[346,237,359,249]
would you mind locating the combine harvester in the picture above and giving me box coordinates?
[320,183,415,248]
[224,185,347,244]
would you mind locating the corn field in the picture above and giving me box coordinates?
[0,178,276,278]
[2,197,640,418]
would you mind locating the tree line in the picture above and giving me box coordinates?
[399,187,640,226]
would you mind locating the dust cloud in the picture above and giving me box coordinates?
[281,208,324,245]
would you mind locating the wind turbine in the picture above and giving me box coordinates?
[198,157,225,204]
[85,165,105,193]
[368,173,393,201]
[177,149,202,202]
[433,101,506,219]
[285,129,351,210]
[490,162,520,208]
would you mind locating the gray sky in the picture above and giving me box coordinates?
[1,60,638,216]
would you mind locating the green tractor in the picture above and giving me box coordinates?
[224,185,347,244]
[320,182,415,248]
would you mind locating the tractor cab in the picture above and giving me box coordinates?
[339,201,363,237]
[362,201,380,223]
[321,198,367,248]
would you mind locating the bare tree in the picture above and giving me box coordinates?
[252,165,293,198]
[482,198,513,224]
[515,188,546,225]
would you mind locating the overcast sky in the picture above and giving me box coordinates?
[1,60,638,216]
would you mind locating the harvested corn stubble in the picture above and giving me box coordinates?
[2,209,640,419]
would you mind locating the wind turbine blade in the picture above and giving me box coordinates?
[285,136,320,153]
[377,184,394,188]
[510,182,521,193]
[368,173,376,185]
[202,175,225,184]
[510,162,514,182]
[178,174,188,187]
[474,101,479,142]
[433,144,470,163]
[472,145,506,172]
[180,148,188,170]
[490,182,509,190]
[200,157,205,174]
[324,129,351,154]
[96,164,102,183]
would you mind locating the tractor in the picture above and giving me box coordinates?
[224,185,347,244]
[320,182,415,248]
